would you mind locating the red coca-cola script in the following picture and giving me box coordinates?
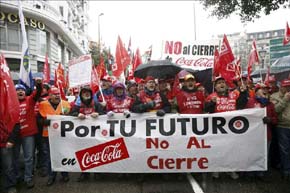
[75,138,130,171]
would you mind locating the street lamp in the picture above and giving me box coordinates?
[98,13,104,57]
[259,48,267,69]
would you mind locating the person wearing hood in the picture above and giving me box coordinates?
[70,86,104,119]
[69,85,105,182]
[175,74,205,114]
[106,81,134,118]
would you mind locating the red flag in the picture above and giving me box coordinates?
[96,55,107,79]
[0,53,20,134]
[90,66,100,94]
[127,48,142,81]
[113,36,131,78]
[54,63,66,100]
[219,35,236,84]
[219,35,235,66]
[247,40,259,79]
[283,21,290,46]
[43,53,50,84]
[212,49,220,79]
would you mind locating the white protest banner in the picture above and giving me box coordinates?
[162,40,220,70]
[68,54,92,88]
[48,108,267,173]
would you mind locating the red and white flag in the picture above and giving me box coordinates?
[54,63,66,100]
[43,53,50,84]
[212,48,220,79]
[90,66,100,94]
[0,53,20,134]
[219,35,236,84]
[247,40,259,79]
[283,21,290,46]
[112,36,131,78]
[127,48,142,81]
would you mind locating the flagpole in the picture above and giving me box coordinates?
[57,81,64,114]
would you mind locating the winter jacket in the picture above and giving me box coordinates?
[205,90,248,113]
[270,91,290,129]
[0,123,20,148]
[175,88,205,114]
[18,85,42,137]
[246,97,278,140]
[39,99,71,137]
[132,88,171,113]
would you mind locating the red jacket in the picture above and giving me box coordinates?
[246,97,278,141]
[176,89,205,114]
[206,91,240,113]
[107,96,134,113]
[19,93,38,137]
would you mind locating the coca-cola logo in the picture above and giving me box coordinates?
[75,138,129,171]
[175,57,213,68]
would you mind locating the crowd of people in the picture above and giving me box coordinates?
[1,70,290,193]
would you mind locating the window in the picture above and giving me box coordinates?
[37,29,47,56]
[37,61,44,72]
[7,24,21,51]
[0,22,22,51]
[59,6,64,17]
[0,25,7,50]
[6,58,20,71]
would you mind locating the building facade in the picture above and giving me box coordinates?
[219,28,287,71]
[0,0,90,80]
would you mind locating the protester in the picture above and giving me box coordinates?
[106,81,134,118]
[205,75,248,180]
[175,74,205,114]
[126,79,139,100]
[0,123,20,193]
[38,86,71,186]
[95,75,114,102]
[131,76,171,116]
[14,79,42,189]
[246,83,278,179]
[34,83,50,176]
[70,85,105,182]
[268,75,279,94]
[270,78,290,180]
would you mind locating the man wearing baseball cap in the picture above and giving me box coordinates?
[270,78,290,180]
[175,74,205,114]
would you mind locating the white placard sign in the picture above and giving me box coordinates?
[68,54,92,87]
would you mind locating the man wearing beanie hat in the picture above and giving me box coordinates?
[14,78,42,189]
[132,76,171,116]
[126,80,139,100]
[270,78,290,180]
[38,86,71,186]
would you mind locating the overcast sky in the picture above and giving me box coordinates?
[87,1,290,58]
